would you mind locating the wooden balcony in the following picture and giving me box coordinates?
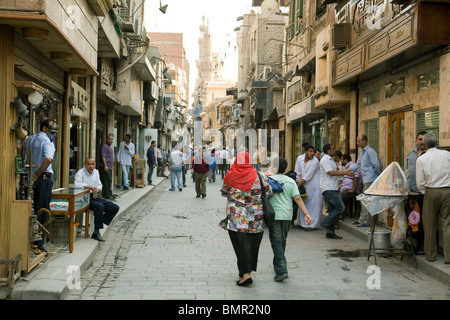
[0,0,103,75]
[333,2,450,86]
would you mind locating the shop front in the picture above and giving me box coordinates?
[286,95,325,170]
[0,0,99,281]
[331,0,450,228]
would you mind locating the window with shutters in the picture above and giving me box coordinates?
[295,0,304,35]
[416,107,439,146]
[364,119,379,154]
[288,0,296,40]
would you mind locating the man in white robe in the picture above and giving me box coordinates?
[297,145,322,229]
[294,142,310,182]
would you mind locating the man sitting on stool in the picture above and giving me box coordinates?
[75,157,120,242]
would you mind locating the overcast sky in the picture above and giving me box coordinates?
[144,0,256,105]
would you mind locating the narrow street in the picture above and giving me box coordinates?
[65,178,450,300]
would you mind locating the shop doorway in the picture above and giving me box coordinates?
[69,118,88,183]
[388,111,405,169]
[96,129,104,168]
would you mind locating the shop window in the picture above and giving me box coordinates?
[364,119,379,155]
[416,107,439,146]
[417,68,439,91]
[304,119,324,152]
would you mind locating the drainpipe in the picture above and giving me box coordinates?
[117,52,145,75]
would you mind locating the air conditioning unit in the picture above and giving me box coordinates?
[134,17,143,36]
[117,0,135,33]
[331,23,349,50]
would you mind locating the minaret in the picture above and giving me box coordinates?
[197,16,213,82]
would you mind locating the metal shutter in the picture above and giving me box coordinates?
[416,107,439,146]
[364,119,379,154]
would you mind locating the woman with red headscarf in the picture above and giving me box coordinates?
[219,150,272,286]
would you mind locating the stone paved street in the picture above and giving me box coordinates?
[65,179,450,300]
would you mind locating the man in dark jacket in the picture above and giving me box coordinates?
[147,140,156,186]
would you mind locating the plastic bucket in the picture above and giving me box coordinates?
[367,230,391,253]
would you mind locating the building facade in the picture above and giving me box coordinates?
[285,0,449,226]
[0,0,178,287]
[147,32,190,150]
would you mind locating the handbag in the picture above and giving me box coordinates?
[266,176,284,193]
[257,172,275,227]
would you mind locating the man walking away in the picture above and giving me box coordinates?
[207,148,217,183]
[192,148,210,198]
[268,157,311,281]
[219,146,229,179]
[168,147,184,191]
[416,133,450,264]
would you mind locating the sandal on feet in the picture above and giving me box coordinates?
[357,223,369,227]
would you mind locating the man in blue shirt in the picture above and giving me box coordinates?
[350,134,381,227]
[26,119,58,252]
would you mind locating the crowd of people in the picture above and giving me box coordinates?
[26,118,449,282]
[216,132,449,287]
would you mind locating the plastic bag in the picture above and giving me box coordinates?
[365,162,410,196]
[391,202,407,248]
